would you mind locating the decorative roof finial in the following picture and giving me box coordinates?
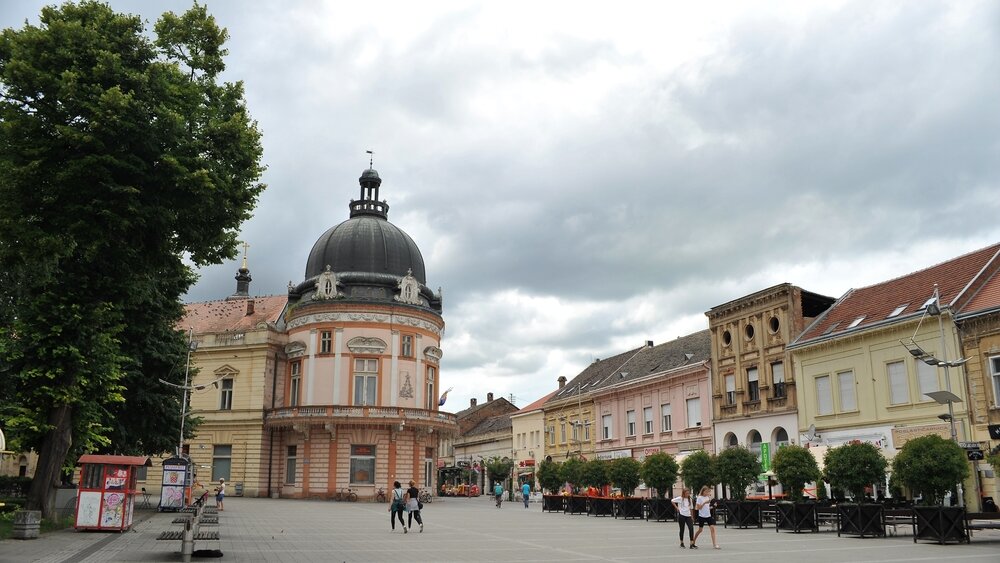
[240,240,250,270]
[366,149,373,169]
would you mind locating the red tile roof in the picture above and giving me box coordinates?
[959,268,1000,317]
[515,390,558,414]
[182,296,287,334]
[794,243,1000,345]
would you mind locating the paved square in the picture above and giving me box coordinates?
[3,497,998,562]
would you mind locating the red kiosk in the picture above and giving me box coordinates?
[74,454,151,532]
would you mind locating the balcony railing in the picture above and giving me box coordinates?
[265,405,457,428]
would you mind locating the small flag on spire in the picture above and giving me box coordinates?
[438,387,454,406]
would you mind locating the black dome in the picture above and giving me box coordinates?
[305,215,426,283]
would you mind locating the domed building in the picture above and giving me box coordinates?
[161,165,456,501]
[266,167,454,499]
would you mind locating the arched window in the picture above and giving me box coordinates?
[748,430,762,456]
[18,455,28,477]
[773,427,789,447]
[724,433,738,449]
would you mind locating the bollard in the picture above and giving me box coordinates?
[181,518,194,563]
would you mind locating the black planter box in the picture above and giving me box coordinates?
[837,504,885,538]
[589,497,614,517]
[566,495,588,515]
[776,502,819,533]
[724,500,763,529]
[616,497,644,520]
[647,498,676,522]
[542,495,565,513]
[912,506,968,544]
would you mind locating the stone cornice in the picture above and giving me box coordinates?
[288,311,443,336]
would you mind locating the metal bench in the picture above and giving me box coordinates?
[157,505,221,562]
[156,530,220,541]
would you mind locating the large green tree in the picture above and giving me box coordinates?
[823,442,887,502]
[772,445,821,501]
[640,452,679,498]
[680,450,717,492]
[608,457,641,497]
[715,446,761,500]
[891,434,969,506]
[537,459,562,494]
[0,2,264,517]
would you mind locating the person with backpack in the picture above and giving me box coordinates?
[389,481,406,532]
[404,480,423,533]
[494,482,504,508]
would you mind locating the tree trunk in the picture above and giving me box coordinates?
[26,404,74,519]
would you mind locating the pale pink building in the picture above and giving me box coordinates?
[591,330,713,497]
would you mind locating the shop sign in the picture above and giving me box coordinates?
[436,459,445,468]
[760,443,771,472]
[596,449,632,460]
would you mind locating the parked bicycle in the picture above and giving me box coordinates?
[418,489,432,504]
[375,488,387,503]
[334,487,358,502]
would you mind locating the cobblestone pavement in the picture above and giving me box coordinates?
[2,497,998,562]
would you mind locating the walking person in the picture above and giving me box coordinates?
[389,481,406,532]
[671,489,695,548]
[215,479,225,511]
[494,482,504,508]
[691,486,720,549]
[522,481,531,509]
[404,480,423,533]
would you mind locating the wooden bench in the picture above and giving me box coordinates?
[965,512,1000,534]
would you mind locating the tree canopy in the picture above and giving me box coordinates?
[558,457,585,491]
[580,459,610,489]
[608,457,641,496]
[537,459,563,494]
[640,452,679,498]
[716,446,761,500]
[0,1,264,516]
[772,445,820,500]
[823,442,887,502]
[891,434,969,506]
[680,450,717,492]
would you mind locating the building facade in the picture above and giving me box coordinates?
[789,243,1000,506]
[510,390,557,490]
[590,331,713,496]
[706,284,834,496]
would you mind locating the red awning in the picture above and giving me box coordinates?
[78,454,152,467]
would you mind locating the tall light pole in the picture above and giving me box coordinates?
[158,328,200,457]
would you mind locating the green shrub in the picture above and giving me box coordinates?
[640,452,679,498]
[823,442,887,501]
[891,434,969,506]
[716,446,761,500]
[680,450,717,492]
[772,445,820,500]
[537,460,563,494]
[608,457,641,496]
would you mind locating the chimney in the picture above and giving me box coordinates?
[246,299,255,316]
[470,398,477,407]
[558,376,567,389]
[646,340,654,348]
[487,392,494,402]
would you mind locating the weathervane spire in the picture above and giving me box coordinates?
[366,149,373,169]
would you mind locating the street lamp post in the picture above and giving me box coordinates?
[178,328,196,456]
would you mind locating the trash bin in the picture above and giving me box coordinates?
[234,482,244,497]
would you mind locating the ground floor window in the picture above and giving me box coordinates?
[212,445,232,481]
[285,445,297,484]
[424,446,434,488]
[350,445,376,484]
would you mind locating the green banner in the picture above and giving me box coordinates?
[760,443,771,472]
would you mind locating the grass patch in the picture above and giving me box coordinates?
[0,511,75,540]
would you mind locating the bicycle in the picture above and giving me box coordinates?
[334,487,358,502]
[375,488,387,503]
[418,489,432,504]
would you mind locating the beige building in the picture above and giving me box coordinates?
[789,243,1000,506]
[706,284,833,495]
[510,390,557,489]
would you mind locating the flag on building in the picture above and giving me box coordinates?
[438,387,454,406]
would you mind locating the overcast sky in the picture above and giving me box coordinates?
[4,0,1000,412]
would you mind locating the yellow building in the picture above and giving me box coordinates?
[789,243,1000,506]
[511,390,557,489]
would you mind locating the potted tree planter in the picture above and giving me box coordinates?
[608,457,643,520]
[589,495,614,517]
[824,442,887,538]
[640,452,680,522]
[772,445,822,533]
[717,446,763,529]
[537,460,566,513]
[891,435,971,545]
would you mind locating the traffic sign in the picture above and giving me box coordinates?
[967,450,985,461]
[959,441,985,450]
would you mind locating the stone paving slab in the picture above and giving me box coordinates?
[2,497,998,562]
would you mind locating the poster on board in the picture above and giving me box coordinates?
[76,491,102,527]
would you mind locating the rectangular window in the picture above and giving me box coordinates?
[560,422,566,443]
[838,371,856,411]
[426,367,436,410]
[135,465,148,481]
[320,330,332,354]
[353,358,379,406]
[219,378,234,410]
[643,407,653,434]
[584,422,590,441]
[602,414,612,440]
[289,361,301,407]
[887,361,909,404]
[571,421,579,442]
[916,359,938,398]
[424,447,434,488]
[626,410,636,436]
[401,335,413,357]
[350,445,376,484]
[725,374,736,405]
[548,425,555,445]
[992,356,1000,407]
[685,398,701,428]
[816,375,833,415]
[661,404,671,431]
[285,445,297,484]
[747,367,760,402]
[772,362,785,398]
[212,445,232,482]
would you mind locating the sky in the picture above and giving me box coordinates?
[4,0,1000,412]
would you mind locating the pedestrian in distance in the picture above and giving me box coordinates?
[494,482,504,508]
[671,488,695,548]
[389,481,406,532]
[404,480,423,533]
[215,479,225,511]
[522,482,531,508]
[691,485,720,549]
